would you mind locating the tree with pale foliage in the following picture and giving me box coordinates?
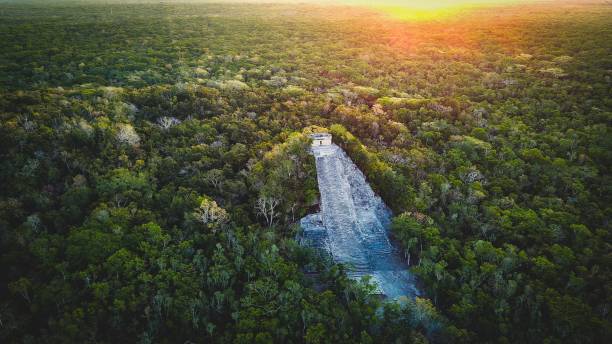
[116,123,140,146]
[194,198,229,232]
[157,116,181,131]
[372,103,385,116]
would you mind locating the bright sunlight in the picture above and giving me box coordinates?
[345,0,539,21]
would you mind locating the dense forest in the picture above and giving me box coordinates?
[0,0,610,343]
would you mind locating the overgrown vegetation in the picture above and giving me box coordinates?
[0,1,610,343]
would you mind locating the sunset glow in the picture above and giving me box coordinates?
[361,0,534,21]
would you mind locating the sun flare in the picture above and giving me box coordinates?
[337,0,533,21]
